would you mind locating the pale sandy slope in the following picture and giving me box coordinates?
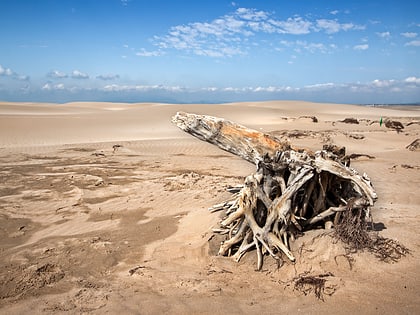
[1,100,419,147]
[0,101,419,314]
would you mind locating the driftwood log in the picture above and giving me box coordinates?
[172,112,378,270]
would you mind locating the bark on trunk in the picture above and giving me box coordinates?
[172,111,291,164]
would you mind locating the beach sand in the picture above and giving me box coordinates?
[0,101,419,314]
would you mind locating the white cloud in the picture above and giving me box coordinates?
[0,64,30,81]
[371,79,394,87]
[17,75,30,81]
[330,10,339,15]
[353,44,369,50]
[405,40,420,47]
[401,32,417,38]
[236,8,268,21]
[299,41,328,53]
[316,19,342,34]
[316,19,364,34]
[131,77,417,96]
[279,40,333,54]
[9,76,418,104]
[271,16,312,35]
[71,70,89,79]
[96,74,120,80]
[136,49,165,57]
[202,86,299,93]
[404,76,420,84]
[0,64,14,76]
[195,45,244,57]
[305,82,336,90]
[251,86,298,93]
[298,77,419,97]
[42,82,65,91]
[153,8,364,57]
[47,70,68,79]
[101,84,300,94]
[102,84,130,92]
[376,31,391,39]
[102,84,184,92]
[154,9,252,56]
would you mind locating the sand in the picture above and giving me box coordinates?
[0,101,419,314]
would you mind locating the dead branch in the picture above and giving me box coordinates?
[384,119,404,132]
[293,272,336,301]
[406,138,420,151]
[340,118,359,124]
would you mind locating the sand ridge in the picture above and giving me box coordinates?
[0,101,419,314]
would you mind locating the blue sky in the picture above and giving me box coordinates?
[0,0,419,104]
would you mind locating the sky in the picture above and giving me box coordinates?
[0,0,419,104]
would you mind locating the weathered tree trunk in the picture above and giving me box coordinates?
[172,111,291,164]
[172,112,378,270]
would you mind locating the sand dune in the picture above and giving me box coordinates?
[0,101,419,314]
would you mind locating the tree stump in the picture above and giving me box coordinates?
[172,112,379,270]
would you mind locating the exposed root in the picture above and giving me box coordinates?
[293,272,336,301]
[334,200,372,251]
[211,148,377,270]
[334,205,410,262]
[368,236,410,263]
